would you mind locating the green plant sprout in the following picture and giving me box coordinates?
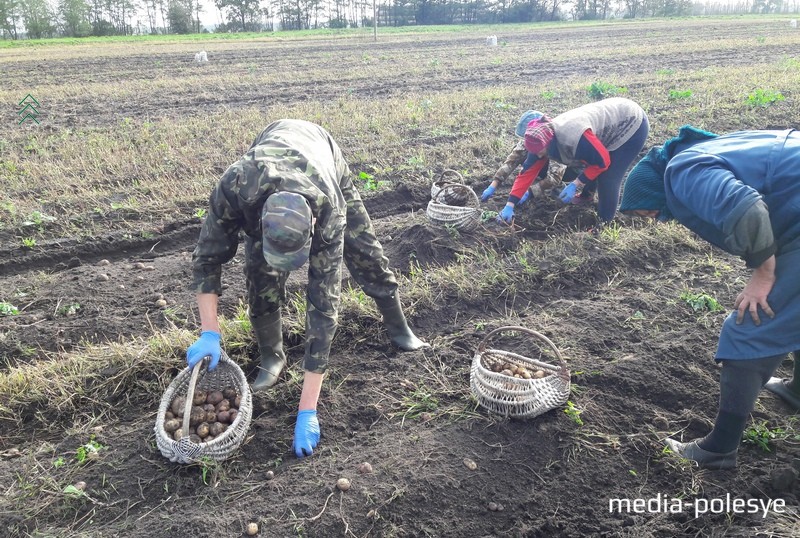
[21,237,36,248]
[680,291,724,312]
[564,400,584,426]
[742,421,785,452]
[76,436,105,464]
[0,302,19,316]
[58,302,81,317]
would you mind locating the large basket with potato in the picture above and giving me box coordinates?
[154,352,253,463]
[470,326,570,418]
[426,179,481,232]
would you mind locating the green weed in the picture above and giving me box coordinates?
[746,89,785,107]
[680,291,724,312]
[21,237,36,248]
[76,436,105,464]
[57,302,81,317]
[0,302,19,316]
[564,400,584,426]
[742,421,785,452]
[587,81,627,99]
[668,89,693,100]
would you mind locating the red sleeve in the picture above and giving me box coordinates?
[509,158,549,202]
[578,130,610,181]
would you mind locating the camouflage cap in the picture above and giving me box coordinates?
[261,192,313,272]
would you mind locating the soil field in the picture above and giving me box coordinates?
[1,16,799,538]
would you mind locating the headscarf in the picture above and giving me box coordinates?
[515,110,545,137]
[524,119,555,155]
[619,125,719,219]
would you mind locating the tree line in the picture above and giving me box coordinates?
[0,0,798,38]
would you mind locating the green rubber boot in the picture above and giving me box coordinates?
[374,294,430,351]
[250,311,286,391]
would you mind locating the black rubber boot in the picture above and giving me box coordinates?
[765,351,800,408]
[250,310,286,391]
[374,294,430,351]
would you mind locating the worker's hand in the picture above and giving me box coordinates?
[518,190,532,206]
[481,184,496,202]
[186,331,221,371]
[497,204,515,224]
[734,257,776,326]
[293,409,321,458]
[558,182,578,204]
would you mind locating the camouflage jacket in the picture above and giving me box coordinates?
[192,119,350,366]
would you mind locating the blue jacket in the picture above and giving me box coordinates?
[665,129,800,359]
[665,129,800,258]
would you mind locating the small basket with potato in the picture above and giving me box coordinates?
[470,326,570,418]
[430,169,467,201]
[426,180,481,232]
[154,351,252,463]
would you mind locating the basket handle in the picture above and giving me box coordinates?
[477,326,569,374]
[438,169,464,183]
[180,351,230,436]
[181,358,204,436]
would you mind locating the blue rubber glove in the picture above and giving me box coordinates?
[293,410,321,458]
[518,190,531,206]
[481,184,496,202]
[558,182,578,204]
[186,330,221,371]
[498,204,514,224]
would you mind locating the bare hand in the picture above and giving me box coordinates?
[733,256,776,326]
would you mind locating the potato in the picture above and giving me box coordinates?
[206,391,224,405]
[205,410,217,423]
[202,403,216,412]
[216,410,230,424]
[234,395,241,409]
[189,434,201,444]
[173,428,185,441]
[222,387,237,401]
[164,418,181,433]
[192,390,207,406]
[246,522,259,536]
[216,399,231,413]
[210,422,227,437]
[357,462,373,474]
[189,406,206,427]
[521,371,532,380]
[205,433,216,442]
[196,422,210,438]
[336,478,351,492]
[228,409,239,424]
[170,396,187,416]
[500,369,514,377]
[533,370,546,379]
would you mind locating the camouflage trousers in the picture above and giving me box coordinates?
[244,174,398,371]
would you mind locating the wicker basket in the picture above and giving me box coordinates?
[430,169,466,201]
[470,326,570,418]
[426,183,481,231]
[154,352,253,463]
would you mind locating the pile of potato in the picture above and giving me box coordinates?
[482,356,549,379]
[162,387,242,444]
